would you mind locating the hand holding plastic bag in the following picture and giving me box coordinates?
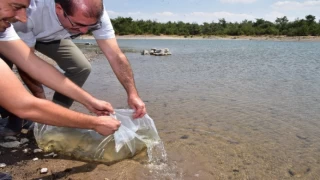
[34,109,160,163]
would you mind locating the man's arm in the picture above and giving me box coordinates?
[0,60,120,136]
[96,38,146,118]
[17,47,46,99]
[0,39,114,115]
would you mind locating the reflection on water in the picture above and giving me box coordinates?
[66,39,320,179]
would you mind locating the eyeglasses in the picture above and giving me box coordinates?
[63,10,101,30]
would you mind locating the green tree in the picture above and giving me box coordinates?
[110,14,320,37]
[275,16,288,35]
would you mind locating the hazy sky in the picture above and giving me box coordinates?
[103,0,320,24]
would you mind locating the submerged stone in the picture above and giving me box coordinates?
[180,135,189,139]
[0,141,20,148]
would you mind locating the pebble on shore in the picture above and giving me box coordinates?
[0,163,6,168]
[40,168,48,174]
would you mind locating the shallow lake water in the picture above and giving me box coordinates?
[47,39,320,179]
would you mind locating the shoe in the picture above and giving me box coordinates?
[0,107,10,119]
[5,115,23,133]
[0,173,12,180]
[0,117,8,127]
[0,127,20,136]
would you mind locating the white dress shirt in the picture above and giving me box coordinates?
[13,0,115,47]
[0,26,20,41]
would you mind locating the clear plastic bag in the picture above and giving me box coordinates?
[33,109,160,163]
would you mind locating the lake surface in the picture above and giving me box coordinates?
[68,39,320,179]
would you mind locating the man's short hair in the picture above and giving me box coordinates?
[55,0,104,19]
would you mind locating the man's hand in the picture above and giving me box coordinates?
[85,98,115,116]
[128,95,146,119]
[93,116,121,136]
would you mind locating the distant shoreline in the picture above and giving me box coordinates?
[79,34,320,42]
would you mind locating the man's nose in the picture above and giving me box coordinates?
[79,26,89,34]
[15,9,27,23]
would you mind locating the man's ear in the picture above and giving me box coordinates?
[55,3,63,14]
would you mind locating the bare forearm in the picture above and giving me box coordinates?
[97,39,138,97]
[0,60,97,129]
[111,53,138,96]
[22,99,98,129]
[0,40,94,106]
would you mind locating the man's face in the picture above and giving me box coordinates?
[0,0,30,32]
[56,4,99,34]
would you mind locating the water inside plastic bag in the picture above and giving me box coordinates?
[33,109,161,163]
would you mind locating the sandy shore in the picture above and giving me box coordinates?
[79,34,320,42]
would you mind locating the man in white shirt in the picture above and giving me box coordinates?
[2,0,146,134]
[0,0,121,136]
[13,0,146,116]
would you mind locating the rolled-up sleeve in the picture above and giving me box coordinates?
[0,26,20,41]
[13,20,36,47]
[92,10,115,40]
